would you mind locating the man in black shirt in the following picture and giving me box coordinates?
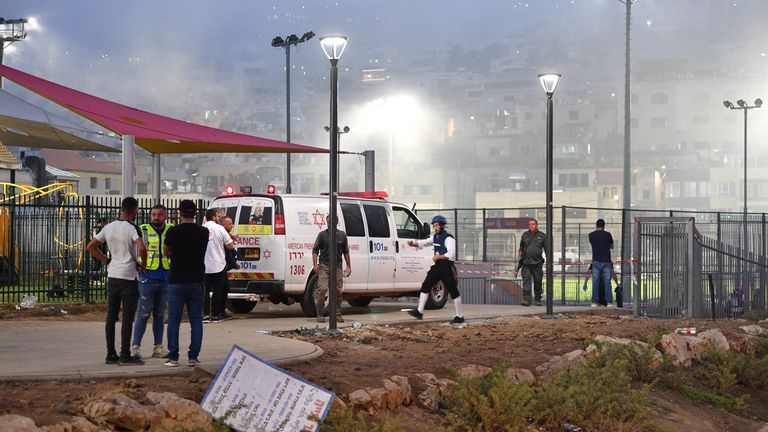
[312,215,351,323]
[516,219,548,306]
[162,200,210,367]
[588,218,614,308]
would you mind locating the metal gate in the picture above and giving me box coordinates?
[634,217,699,318]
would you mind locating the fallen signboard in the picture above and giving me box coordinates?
[201,344,334,432]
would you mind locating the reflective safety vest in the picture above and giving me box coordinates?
[140,223,172,270]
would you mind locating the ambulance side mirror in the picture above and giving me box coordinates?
[420,222,431,239]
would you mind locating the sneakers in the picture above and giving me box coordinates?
[534,300,543,306]
[164,359,179,368]
[152,345,170,358]
[521,300,531,307]
[336,316,345,323]
[188,359,200,367]
[590,303,599,308]
[119,356,145,366]
[406,309,423,320]
[105,354,120,365]
[606,304,616,308]
[316,316,326,323]
[216,314,232,321]
[450,316,465,324]
[130,344,141,359]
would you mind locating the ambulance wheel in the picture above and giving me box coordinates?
[300,275,320,317]
[425,282,448,310]
[226,299,257,314]
[347,297,373,308]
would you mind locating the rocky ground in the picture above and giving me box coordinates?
[1,304,767,431]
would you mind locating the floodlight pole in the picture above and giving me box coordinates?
[619,0,636,303]
[152,154,161,202]
[273,31,314,194]
[0,17,29,89]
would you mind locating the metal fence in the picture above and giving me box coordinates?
[417,206,768,311]
[0,196,208,304]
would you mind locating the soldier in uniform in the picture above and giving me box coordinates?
[516,218,548,306]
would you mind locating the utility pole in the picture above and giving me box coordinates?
[619,0,636,300]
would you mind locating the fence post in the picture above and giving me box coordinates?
[762,213,767,310]
[620,207,629,307]
[482,208,488,262]
[633,217,641,317]
[717,212,723,313]
[84,195,92,303]
[453,208,459,261]
[561,206,566,305]
[8,193,15,287]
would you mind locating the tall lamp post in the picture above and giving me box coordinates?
[321,35,347,331]
[723,98,762,293]
[272,31,315,194]
[539,73,561,317]
[0,17,30,89]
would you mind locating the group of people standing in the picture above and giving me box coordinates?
[86,198,238,368]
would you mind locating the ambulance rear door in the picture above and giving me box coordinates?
[339,201,368,291]
[234,196,281,282]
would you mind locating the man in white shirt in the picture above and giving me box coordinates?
[405,215,464,324]
[87,197,148,365]
[203,209,235,321]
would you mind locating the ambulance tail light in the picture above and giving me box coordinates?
[267,184,276,194]
[224,184,235,195]
[274,213,286,235]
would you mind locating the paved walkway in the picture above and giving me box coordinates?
[0,301,598,381]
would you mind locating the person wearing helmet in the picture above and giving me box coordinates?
[405,215,464,324]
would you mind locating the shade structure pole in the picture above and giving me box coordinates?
[152,153,161,202]
[122,134,135,197]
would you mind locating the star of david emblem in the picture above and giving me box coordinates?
[263,249,272,260]
[312,209,326,230]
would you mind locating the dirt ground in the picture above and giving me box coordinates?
[1,304,767,431]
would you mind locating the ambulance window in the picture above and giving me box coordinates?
[238,206,272,226]
[392,207,421,239]
[341,203,365,237]
[363,204,390,238]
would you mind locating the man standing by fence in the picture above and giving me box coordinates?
[589,218,614,308]
[130,204,172,360]
[87,197,147,366]
[203,209,235,322]
[517,219,548,307]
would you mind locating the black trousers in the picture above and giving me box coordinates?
[521,262,543,301]
[204,270,227,316]
[420,260,460,299]
[105,277,139,358]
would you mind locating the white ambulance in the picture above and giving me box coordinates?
[208,190,446,317]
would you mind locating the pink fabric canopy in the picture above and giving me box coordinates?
[0,65,327,154]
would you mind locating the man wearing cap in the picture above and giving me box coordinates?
[311,215,351,323]
[162,200,209,367]
[406,215,465,324]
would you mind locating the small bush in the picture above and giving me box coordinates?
[320,410,406,432]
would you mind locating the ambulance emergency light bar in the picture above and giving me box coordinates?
[320,191,388,200]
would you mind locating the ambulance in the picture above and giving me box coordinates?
[208,189,446,317]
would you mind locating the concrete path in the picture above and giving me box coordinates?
[0,301,598,381]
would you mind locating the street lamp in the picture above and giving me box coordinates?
[272,30,315,194]
[321,34,347,331]
[0,17,30,88]
[539,73,561,317]
[723,97,762,293]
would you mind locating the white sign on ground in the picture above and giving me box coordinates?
[201,344,334,432]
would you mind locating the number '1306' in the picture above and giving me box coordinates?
[290,265,305,275]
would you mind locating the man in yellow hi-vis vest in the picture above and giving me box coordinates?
[130,204,173,359]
